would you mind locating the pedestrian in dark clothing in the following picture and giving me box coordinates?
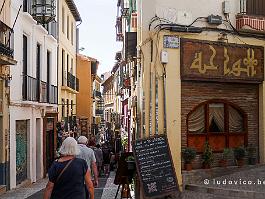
[93,144,103,177]
[102,144,111,176]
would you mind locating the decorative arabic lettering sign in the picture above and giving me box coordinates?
[132,135,179,199]
[180,38,264,83]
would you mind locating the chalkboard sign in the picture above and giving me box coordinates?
[132,135,179,198]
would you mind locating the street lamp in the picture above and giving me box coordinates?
[32,0,56,25]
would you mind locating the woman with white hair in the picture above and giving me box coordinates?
[43,137,94,199]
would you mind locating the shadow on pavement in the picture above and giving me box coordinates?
[26,177,109,199]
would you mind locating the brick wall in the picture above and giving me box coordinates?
[181,81,259,169]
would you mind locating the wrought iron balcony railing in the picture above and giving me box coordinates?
[0,20,14,58]
[96,109,104,115]
[48,84,58,104]
[94,90,102,98]
[40,81,47,103]
[67,72,79,91]
[22,75,38,101]
[23,75,58,104]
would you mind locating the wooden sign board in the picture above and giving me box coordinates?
[180,38,264,83]
[132,135,179,199]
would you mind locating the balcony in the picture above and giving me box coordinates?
[23,75,38,101]
[236,0,265,32]
[63,72,79,93]
[125,32,137,60]
[22,75,57,104]
[40,81,47,103]
[94,90,102,99]
[48,84,58,104]
[96,109,104,115]
[0,21,16,65]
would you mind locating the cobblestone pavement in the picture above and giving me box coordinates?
[4,166,265,199]
[0,178,48,199]
[0,172,126,199]
[197,165,265,192]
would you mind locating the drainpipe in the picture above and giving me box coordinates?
[151,63,156,135]
[144,62,151,138]
[157,62,164,134]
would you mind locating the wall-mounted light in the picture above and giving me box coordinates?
[32,0,56,25]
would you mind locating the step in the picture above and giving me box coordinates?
[185,184,264,199]
[0,185,6,195]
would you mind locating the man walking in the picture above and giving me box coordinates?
[77,136,99,187]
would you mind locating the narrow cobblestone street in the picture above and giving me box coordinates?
[3,166,265,198]
[1,172,123,199]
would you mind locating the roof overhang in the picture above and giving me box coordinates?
[65,0,82,22]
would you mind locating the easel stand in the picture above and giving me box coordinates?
[114,176,132,199]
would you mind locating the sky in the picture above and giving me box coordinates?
[75,0,122,76]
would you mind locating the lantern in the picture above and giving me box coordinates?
[32,0,56,25]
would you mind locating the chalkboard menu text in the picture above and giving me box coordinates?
[132,135,179,198]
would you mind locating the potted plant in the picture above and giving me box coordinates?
[182,148,196,171]
[126,155,136,171]
[234,146,246,167]
[202,141,214,169]
[247,146,257,165]
[219,148,232,167]
[125,155,136,183]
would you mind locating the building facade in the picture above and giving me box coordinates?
[10,0,58,189]
[92,75,104,137]
[0,0,17,189]
[115,0,137,152]
[136,0,265,190]
[76,54,98,137]
[58,0,81,132]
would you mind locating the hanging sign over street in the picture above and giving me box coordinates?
[132,135,180,198]
[180,38,264,83]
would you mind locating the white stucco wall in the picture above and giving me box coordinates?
[10,0,57,189]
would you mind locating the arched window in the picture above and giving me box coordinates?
[187,100,247,152]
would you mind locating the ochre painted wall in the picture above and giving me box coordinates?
[76,55,93,134]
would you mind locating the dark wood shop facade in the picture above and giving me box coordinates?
[180,39,264,168]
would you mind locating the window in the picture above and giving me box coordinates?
[67,15,69,39]
[67,54,69,73]
[187,100,247,152]
[47,51,51,101]
[62,49,65,85]
[62,99,65,118]
[36,44,41,101]
[247,0,265,16]
[66,99,69,116]
[22,35,28,100]
[71,22,73,45]
[71,58,73,74]
[62,7,65,33]
[23,0,28,12]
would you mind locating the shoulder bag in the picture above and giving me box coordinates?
[56,158,75,183]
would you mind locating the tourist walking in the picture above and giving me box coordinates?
[43,137,94,199]
[102,143,111,176]
[77,136,99,187]
[93,144,103,177]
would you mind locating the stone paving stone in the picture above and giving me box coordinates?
[1,178,48,199]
